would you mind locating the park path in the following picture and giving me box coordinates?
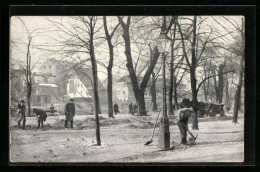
[10,113,244,163]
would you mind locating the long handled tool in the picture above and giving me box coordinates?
[182,123,198,141]
[144,109,161,145]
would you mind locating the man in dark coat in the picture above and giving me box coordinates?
[64,98,76,129]
[17,100,26,130]
[33,108,47,129]
[177,107,194,144]
[113,102,119,116]
[129,102,134,115]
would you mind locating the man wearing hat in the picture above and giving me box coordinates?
[177,107,194,144]
[17,100,26,130]
[64,98,76,129]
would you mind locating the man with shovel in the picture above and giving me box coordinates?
[177,107,194,144]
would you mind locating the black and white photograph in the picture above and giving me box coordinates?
[9,15,245,163]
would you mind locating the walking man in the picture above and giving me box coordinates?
[17,100,26,130]
[113,102,119,117]
[64,98,75,129]
[177,107,194,144]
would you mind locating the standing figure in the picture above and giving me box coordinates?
[17,100,26,130]
[113,102,119,117]
[33,108,47,129]
[64,98,76,129]
[129,102,134,115]
[50,104,55,115]
[177,107,194,144]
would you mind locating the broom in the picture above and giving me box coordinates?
[144,109,161,145]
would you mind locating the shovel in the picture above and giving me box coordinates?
[182,123,198,142]
[144,109,161,145]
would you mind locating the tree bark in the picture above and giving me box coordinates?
[150,72,157,111]
[107,69,113,117]
[103,16,118,118]
[173,75,179,110]
[191,16,199,130]
[26,37,32,117]
[89,17,101,145]
[225,74,231,109]
[168,23,176,116]
[217,64,224,103]
[233,17,244,123]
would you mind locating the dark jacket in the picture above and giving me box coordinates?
[64,102,75,121]
[177,108,192,123]
[114,104,119,113]
[33,108,47,122]
[50,105,54,111]
[18,104,26,116]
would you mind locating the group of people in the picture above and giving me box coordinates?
[111,101,138,117]
[15,98,76,130]
[15,98,193,144]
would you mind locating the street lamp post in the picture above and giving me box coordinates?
[155,17,171,150]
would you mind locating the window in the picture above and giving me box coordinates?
[49,65,51,69]
[45,96,48,103]
[43,66,46,69]
[123,91,125,95]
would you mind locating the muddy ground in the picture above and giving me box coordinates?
[9,112,244,163]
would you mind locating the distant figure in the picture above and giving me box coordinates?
[133,103,138,114]
[17,100,26,130]
[64,98,76,129]
[129,102,134,115]
[33,108,47,129]
[50,104,54,111]
[177,107,194,144]
[113,102,119,116]
[50,104,55,116]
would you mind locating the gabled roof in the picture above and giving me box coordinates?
[72,64,106,91]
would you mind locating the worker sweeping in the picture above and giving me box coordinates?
[177,107,195,144]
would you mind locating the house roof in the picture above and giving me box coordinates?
[72,64,106,91]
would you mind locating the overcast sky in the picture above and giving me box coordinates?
[10,16,243,82]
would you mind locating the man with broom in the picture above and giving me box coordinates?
[177,107,194,144]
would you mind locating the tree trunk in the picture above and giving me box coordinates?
[225,74,231,109]
[150,72,157,111]
[107,68,113,117]
[203,81,208,102]
[191,67,199,130]
[27,87,31,117]
[191,16,199,130]
[173,75,179,110]
[168,23,176,116]
[118,16,160,115]
[217,64,224,103]
[89,17,101,145]
[233,17,244,123]
[103,16,118,118]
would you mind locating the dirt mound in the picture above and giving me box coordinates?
[128,122,154,129]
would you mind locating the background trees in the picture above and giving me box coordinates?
[10,16,244,135]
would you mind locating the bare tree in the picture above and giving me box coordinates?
[117,16,177,115]
[103,16,120,118]
[177,16,235,129]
